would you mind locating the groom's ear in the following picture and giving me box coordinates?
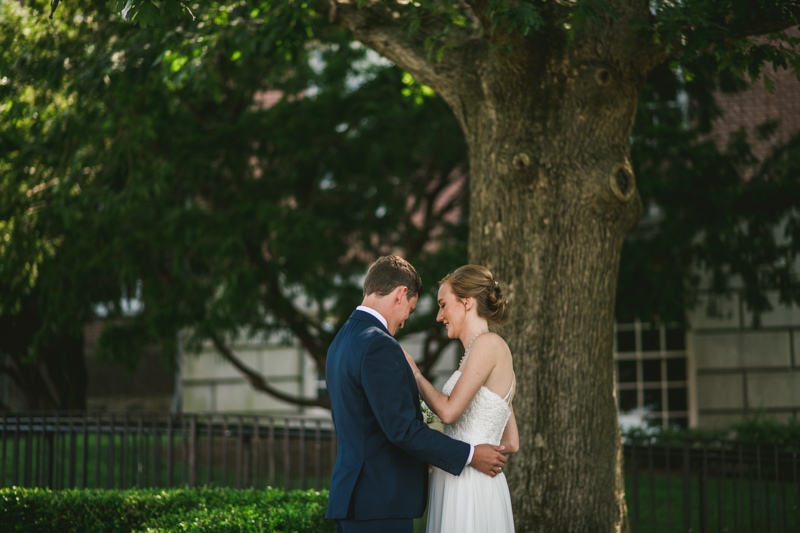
[395,285,408,303]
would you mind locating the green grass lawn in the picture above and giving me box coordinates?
[1,433,329,491]
[625,471,800,533]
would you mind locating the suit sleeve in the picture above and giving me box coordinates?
[361,334,470,475]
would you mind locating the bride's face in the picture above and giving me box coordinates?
[436,283,466,339]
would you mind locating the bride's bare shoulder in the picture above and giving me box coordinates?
[475,332,512,359]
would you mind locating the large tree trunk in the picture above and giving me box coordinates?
[38,334,88,410]
[462,56,643,531]
[0,294,88,411]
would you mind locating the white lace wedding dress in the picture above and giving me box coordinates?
[426,370,515,533]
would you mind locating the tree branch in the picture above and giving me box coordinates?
[655,1,800,66]
[210,334,331,409]
[243,243,330,368]
[330,0,483,102]
[725,2,800,39]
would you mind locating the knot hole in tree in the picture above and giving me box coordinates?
[512,153,530,171]
[594,67,612,87]
[609,163,634,202]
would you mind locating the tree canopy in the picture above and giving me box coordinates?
[618,58,800,325]
[1,0,469,408]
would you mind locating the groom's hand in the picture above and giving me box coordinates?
[470,444,507,477]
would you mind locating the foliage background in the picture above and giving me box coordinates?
[1,0,799,408]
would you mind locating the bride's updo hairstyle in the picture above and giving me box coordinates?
[440,265,510,327]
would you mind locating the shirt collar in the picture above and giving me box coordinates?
[356,305,388,330]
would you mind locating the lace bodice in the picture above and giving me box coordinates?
[441,370,513,447]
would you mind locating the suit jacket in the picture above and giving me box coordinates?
[324,309,470,521]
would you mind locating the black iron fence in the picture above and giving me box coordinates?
[0,412,335,491]
[2,413,800,532]
[625,435,800,533]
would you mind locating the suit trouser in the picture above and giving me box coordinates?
[334,518,413,533]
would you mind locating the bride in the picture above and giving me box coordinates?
[405,265,518,533]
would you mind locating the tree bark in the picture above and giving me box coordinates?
[0,295,88,411]
[443,25,643,531]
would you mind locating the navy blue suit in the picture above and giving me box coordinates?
[325,310,470,526]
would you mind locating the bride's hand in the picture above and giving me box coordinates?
[403,349,421,377]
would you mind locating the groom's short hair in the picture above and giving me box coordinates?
[363,255,423,299]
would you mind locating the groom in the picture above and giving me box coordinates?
[325,255,507,533]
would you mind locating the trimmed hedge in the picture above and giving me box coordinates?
[0,486,334,533]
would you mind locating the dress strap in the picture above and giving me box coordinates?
[502,372,516,404]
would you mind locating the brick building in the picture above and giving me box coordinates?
[615,65,800,429]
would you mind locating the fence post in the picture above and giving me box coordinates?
[757,442,765,533]
[189,415,197,488]
[107,413,115,489]
[136,413,145,487]
[666,440,672,533]
[299,420,306,491]
[252,416,260,489]
[12,416,19,486]
[647,439,655,533]
[284,418,291,490]
[268,418,275,487]
[94,415,101,488]
[40,416,47,488]
[121,414,128,489]
[167,414,174,487]
[53,414,60,489]
[699,444,707,533]
[81,415,87,489]
[25,415,33,487]
[236,416,243,489]
[151,417,159,487]
[206,415,213,486]
[181,415,188,485]
[719,441,725,533]
[68,415,76,489]
[1,414,6,486]
[631,438,639,533]
[683,439,692,533]
[222,416,228,487]
[793,448,798,532]
[774,444,782,533]
[315,420,322,492]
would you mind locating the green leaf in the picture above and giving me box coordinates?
[163,0,184,20]
[106,0,127,14]
[131,1,161,28]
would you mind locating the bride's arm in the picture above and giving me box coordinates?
[499,405,519,454]
[404,337,500,425]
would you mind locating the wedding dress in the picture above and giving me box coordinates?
[426,370,516,533]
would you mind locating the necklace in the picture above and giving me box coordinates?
[460,330,487,366]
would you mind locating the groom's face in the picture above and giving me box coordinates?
[389,289,418,336]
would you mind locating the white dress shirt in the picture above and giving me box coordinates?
[354,305,475,467]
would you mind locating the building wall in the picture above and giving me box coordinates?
[179,332,458,419]
[181,339,329,419]
[710,60,800,163]
[688,290,800,427]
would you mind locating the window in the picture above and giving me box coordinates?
[615,321,689,429]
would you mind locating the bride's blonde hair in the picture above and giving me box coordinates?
[440,265,510,327]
